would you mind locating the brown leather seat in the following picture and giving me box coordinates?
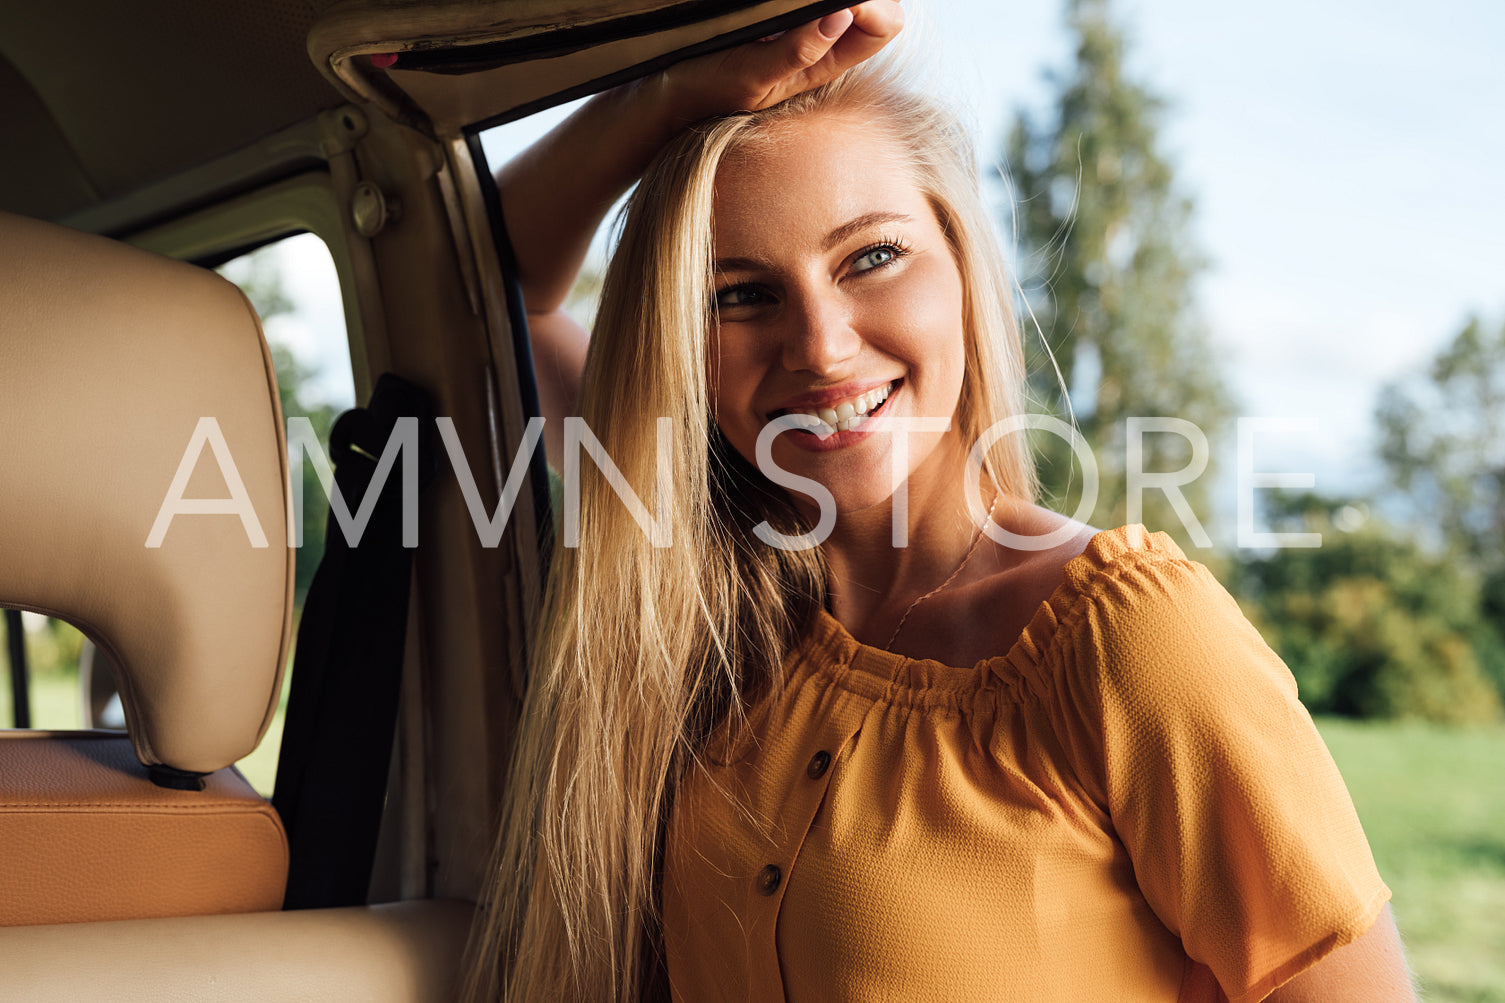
[0,733,287,925]
[0,210,292,925]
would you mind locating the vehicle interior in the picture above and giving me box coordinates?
[0,1,854,997]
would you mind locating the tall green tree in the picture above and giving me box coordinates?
[1005,0,1230,546]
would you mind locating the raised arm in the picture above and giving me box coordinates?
[494,1,904,468]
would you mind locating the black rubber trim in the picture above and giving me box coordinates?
[148,765,207,792]
[412,0,851,132]
[465,131,555,588]
[391,0,770,74]
[191,229,311,272]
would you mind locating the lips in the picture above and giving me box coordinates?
[769,379,899,434]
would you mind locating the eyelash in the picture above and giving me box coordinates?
[850,236,912,274]
[711,236,913,312]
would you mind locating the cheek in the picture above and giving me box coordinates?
[925,258,968,365]
[708,326,761,447]
[705,329,722,411]
[873,259,968,374]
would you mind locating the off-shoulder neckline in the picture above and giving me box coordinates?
[801,524,1187,683]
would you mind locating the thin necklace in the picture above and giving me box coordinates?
[882,492,1000,651]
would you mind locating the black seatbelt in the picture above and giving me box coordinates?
[5,609,30,728]
[273,373,437,910]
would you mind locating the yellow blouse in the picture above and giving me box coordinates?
[663,526,1389,1002]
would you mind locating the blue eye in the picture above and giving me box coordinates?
[851,243,903,274]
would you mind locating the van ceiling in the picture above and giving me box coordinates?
[0,1,836,224]
[0,1,344,221]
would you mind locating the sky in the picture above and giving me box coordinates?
[1103,0,1505,499]
[478,0,1505,533]
[926,0,1505,504]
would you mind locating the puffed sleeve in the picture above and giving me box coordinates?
[1056,532,1391,1002]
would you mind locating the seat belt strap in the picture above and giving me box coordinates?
[272,373,436,910]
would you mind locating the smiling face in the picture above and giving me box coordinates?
[709,108,969,518]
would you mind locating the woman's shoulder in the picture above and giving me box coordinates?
[996,520,1268,694]
[972,503,1198,657]
[990,523,1303,751]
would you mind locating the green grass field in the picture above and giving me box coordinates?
[6,670,1500,995]
[1317,717,1505,1002]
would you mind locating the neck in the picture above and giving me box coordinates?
[815,457,995,645]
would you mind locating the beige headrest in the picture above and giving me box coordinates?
[0,211,293,774]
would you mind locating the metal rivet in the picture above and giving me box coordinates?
[756,864,781,896]
[806,750,832,780]
[349,181,388,236]
[351,181,396,237]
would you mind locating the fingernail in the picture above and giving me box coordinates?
[818,11,852,37]
[759,30,787,42]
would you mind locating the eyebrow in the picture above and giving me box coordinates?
[822,211,913,252]
[712,211,915,274]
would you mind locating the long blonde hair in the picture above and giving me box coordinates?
[464,61,1035,1002]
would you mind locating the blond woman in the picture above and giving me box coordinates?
[466,5,1414,1000]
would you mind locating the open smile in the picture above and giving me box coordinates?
[769,379,900,435]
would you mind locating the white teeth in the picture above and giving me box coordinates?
[854,383,891,417]
[782,380,895,433]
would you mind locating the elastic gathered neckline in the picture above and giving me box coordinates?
[790,524,1188,707]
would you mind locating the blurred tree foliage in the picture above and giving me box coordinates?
[272,343,343,609]
[0,614,84,681]
[218,247,342,609]
[1007,0,1499,725]
[1354,310,1505,723]
[1234,316,1505,724]
[1377,313,1505,573]
[1231,493,1505,725]
[1005,0,1230,547]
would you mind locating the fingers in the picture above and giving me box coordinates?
[662,2,904,121]
[816,9,855,40]
[781,13,851,77]
[780,2,903,86]
[829,1,904,67]
[848,0,905,39]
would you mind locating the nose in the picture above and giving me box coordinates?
[779,285,861,375]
